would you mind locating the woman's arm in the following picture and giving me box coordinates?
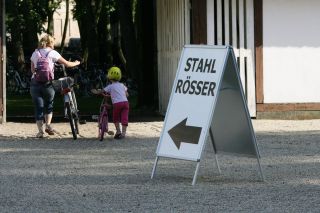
[31,62,35,74]
[57,57,80,68]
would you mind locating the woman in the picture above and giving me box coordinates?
[30,34,80,138]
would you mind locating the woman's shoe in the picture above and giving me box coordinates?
[36,132,44,138]
[45,125,55,135]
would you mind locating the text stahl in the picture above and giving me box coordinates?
[175,57,217,96]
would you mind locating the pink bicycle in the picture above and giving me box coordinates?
[97,92,114,141]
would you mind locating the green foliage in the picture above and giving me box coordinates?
[5,0,158,109]
[6,93,137,117]
[5,0,52,34]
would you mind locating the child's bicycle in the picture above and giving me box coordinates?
[92,89,114,141]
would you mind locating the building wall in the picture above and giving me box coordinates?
[207,0,256,116]
[156,0,190,115]
[263,0,320,103]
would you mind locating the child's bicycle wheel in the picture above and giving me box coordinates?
[98,114,108,141]
[98,114,114,141]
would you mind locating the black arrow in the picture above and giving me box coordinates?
[168,118,202,149]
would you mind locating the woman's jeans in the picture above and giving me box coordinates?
[30,81,55,121]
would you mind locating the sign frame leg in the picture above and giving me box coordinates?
[151,156,159,179]
[256,155,265,181]
[210,128,221,174]
[192,161,201,186]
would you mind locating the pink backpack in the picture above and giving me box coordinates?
[35,49,53,82]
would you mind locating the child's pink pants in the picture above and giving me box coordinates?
[113,101,129,126]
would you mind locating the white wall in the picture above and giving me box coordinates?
[156,0,190,115]
[263,0,320,103]
[52,1,80,46]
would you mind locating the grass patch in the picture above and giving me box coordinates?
[6,91,139,117]
[6,94,34,116]
[6,94,113,117]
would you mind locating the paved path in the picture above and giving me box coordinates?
[0,120,320,212]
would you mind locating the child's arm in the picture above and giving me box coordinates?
[102,92,111,97]
[91,88,104,95]
[123,84,129,97]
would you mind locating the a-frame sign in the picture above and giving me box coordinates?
[151,45,264,185]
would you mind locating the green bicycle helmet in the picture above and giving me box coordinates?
[107,66,122,81]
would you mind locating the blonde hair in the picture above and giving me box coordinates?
[38,34,55,48]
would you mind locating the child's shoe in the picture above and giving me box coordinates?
[114,133,125,139]
[114,133,121,139]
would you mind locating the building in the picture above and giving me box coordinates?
[51,0,80,47]
[156,0,320,119]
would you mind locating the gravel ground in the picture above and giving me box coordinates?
[0,120,320,213]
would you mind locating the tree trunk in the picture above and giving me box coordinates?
[46,0,55,35]
[74,0,101,66]
[114,20,126,69]
[97,0,112,66]
[135,0,157,107]
[116,0,138,79]
[10,0,25,72]
[60,0,70,53]
[22,1,40,57]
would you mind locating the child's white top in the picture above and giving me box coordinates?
[104,82,128,104]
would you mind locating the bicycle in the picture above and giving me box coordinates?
[6,65,30,94]
[91,89,114,141]
[52,64,81,140]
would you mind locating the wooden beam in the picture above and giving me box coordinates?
[254,0,263,103]
[257,103,320,112]
[0,0,4,122]
[190,0,207,44]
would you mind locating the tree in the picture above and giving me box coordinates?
[135,0,157,107]
[5,0,63,70]
[60,0,69,53]
[116,0,138,79]
[6,0,158,109]
[46,0,63,35]
[73,0,103,65]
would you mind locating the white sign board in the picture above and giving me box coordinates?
[152,45,264,185]
[156,45,229,161]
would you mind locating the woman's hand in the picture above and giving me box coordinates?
[74,60,80,66]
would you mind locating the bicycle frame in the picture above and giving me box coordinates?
[98,93,113,141]
[61,86,79,140]
[53,64,80,140]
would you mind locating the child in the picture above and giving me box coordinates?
[93,66,129,139]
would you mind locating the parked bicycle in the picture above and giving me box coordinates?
[6,65,30,94]
[69,63,109,97]
[52,64,81,139]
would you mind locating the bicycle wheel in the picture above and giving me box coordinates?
[7,77,17,93]
[98,112,107,141]
[66,102,77,140]
[71,91,80,135]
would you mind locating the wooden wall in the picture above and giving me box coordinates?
[207,0,256,116]
[156,0,190,115]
